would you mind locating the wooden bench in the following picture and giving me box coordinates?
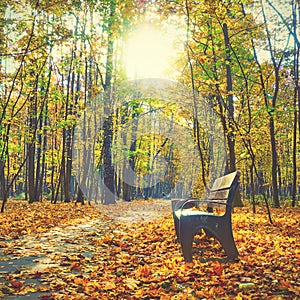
[171,171,240,262]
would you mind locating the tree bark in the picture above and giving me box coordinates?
[222,23,243,207]
[0,161,7,213]
[28,85,37,203]
[102,0,116,204]
[291,0,299,207]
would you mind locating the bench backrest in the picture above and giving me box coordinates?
[206,171,240,213]
[173,171,240,215]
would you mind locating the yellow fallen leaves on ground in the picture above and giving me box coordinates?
[0,199,299,299]
[0,200,103,239]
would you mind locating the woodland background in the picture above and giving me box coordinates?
[0,0,300,211]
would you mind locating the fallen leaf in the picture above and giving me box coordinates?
[9,280,23,291]
[124,278,140,290]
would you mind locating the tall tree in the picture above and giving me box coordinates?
[102,0,117,204]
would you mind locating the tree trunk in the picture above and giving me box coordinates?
[34,117,42,201]
[259,0,283,207]
[270,117,280,207]
[102,1,116,204]
[28,90,37,203]
[27,140,36,203]
[76,186,84,205]
[102,115,115,204]
[0,161,7,213]
[291,0,299,207]
[250,161,256,213]
[222,23,243,207]
[223,23,236,173]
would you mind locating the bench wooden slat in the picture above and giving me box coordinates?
[210,172,238,191]
[208,190,230,200]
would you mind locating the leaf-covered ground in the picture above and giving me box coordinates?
[0,200,299,299]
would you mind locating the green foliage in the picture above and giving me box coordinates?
[0,0,299,206]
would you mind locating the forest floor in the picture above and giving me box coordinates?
[0,199,299,299]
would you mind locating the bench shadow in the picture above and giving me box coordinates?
[196,255,233,263]
[191,239,239,263]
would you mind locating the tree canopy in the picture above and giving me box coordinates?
[0,0,299,210]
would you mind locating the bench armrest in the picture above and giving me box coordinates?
[172,198,198,212]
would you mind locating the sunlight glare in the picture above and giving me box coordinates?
[125,24,176,79]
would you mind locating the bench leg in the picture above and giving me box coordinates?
[173,215,180,240]
[171,200,183,241]
[179,226,195,262]
[217,228,239,259]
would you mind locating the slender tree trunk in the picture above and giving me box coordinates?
[34,116,43,201]
[0,161,7,213]
[292,101,297,206]
[222,23,236,174]
[102,115,115,203]
[28,88,37,203]
[27,141,35,203]
[0,2,7,212]
[0,126,9,211]
[64,127,73,202]
[50,132,56,203]
[269,112,280,207]
[61,42,75,202]
[38,117,47,201]
[291,0,299,207]
[63,70,74,203]
[250,161,256,213]
[37,70,51,200]
[222,23,243,207]
[121,125,131,202]
[102,1,116,204]
[185,1,210,190]
[260,0,283,207]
